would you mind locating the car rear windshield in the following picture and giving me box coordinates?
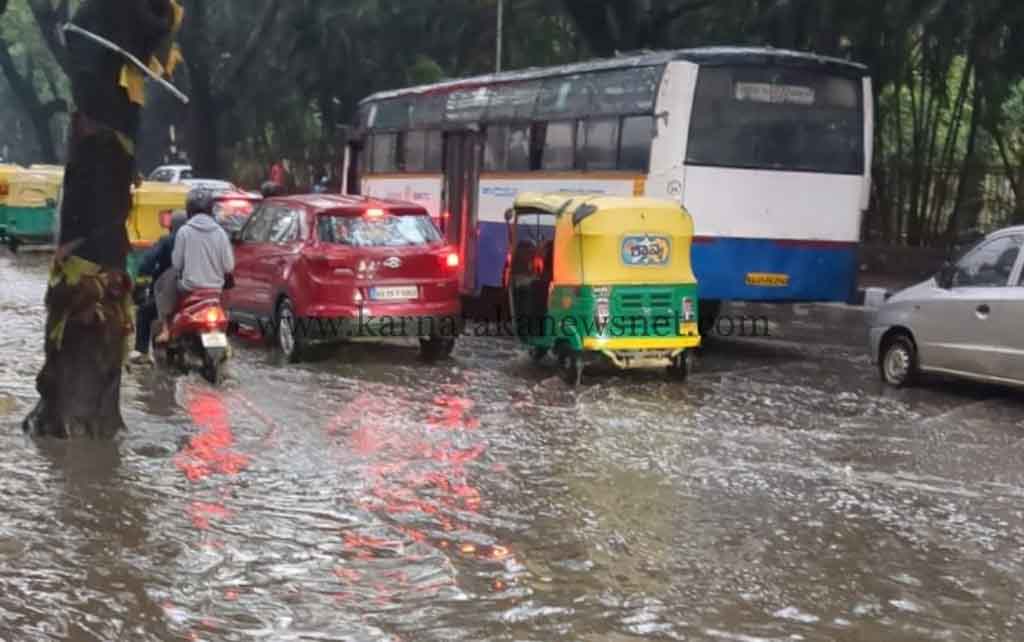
[318,213,442,247]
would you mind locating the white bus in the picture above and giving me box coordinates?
[344,47,873,313]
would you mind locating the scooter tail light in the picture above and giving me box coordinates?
[205,307,225,327]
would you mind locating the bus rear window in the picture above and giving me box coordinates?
[686,66,864,175]
[318,213,442,247]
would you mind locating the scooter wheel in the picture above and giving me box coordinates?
[201,357,225,385]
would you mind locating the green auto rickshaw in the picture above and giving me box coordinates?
[504,193,701,385]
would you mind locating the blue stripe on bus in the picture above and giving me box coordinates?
[474,221,858,303]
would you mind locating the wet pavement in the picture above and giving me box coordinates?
[1,250,1023,642]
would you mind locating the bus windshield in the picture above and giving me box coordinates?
[318,213,442,247]
[686,65,864,175]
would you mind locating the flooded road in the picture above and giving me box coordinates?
[2,251,1024,641]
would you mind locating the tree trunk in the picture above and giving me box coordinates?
[23,0,179,439]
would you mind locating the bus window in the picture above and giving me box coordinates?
[371,134,398,173]
[537,75,591,118]
[404,131,428,172]
[411,94,446,128]
[485,125,531,172]
[508,126,531,171]
[423,131,442,172]
[485,126,509,171]
[542,122,575,170]
[579,118,619,171]
[487,81,541,120]
[375,98,413,130]
[619,115,654,172]
[686,65,864,175]
[590,67,662,115]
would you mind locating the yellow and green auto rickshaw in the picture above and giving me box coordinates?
[0,163,23,241]
[125,181,189,278]
[5,168,62,250]
[504,193,701,385]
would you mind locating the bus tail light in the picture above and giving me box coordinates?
[446,252,460,269]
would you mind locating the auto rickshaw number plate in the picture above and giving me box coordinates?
[201,332,228,348]
[621,235,671,266]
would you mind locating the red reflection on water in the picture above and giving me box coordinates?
[329,387,518,600]
[175,389,250,482]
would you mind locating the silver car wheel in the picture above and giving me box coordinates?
[883,341,911,385]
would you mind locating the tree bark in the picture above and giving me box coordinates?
[23,0,179,439]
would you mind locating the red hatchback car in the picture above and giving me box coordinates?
[224,195,463,361]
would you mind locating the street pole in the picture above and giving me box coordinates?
[496,0,504,73]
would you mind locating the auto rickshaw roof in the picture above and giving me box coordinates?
[513,192,687,224]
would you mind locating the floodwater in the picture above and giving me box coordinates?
[2,251,1024,642]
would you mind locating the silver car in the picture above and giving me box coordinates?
[869,225,1024,389]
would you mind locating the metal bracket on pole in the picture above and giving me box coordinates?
[62,23,190,105]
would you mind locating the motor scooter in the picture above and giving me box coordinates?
[158,289,231,384]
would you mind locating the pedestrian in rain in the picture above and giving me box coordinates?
[269,157,287,193]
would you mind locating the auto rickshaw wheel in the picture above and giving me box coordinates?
[668,350,691,382]
[558,347,583,387]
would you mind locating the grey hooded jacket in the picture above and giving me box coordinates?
[172,213,235,290]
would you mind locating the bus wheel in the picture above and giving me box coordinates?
[699,300,721,336]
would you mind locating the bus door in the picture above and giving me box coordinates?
[342,138,362,196]
[442,131,481,296]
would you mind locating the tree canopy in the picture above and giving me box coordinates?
[2,0,1023,244]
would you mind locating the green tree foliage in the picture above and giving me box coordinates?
[0,0,70,163]
[3,0,1023,242]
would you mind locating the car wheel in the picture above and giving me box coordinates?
[420,336,456,363]
[880,333,918,388]
[276,298,305,363]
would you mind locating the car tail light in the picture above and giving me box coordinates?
[682,297,695,322]
[366,208,384,218]
[0,183,8,197]
[446,252,460,268]
[159,209,173,229]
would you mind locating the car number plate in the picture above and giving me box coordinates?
[371,285,418,301]
[201,332,228,348]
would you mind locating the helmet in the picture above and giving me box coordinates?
[186,187,214,217]
[169,210,188,235]
[260,181,283,198]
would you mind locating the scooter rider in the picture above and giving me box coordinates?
[155,187,235,344]
[130,210,187,364]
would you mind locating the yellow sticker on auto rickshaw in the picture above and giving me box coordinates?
[621,235,670,266]
[746,272,790,287]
